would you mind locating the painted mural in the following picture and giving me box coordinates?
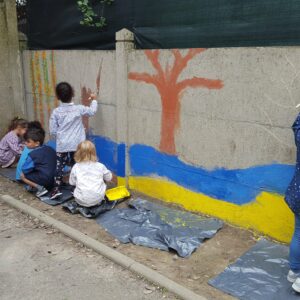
[30,52,103,134]
[127,49,295,243]
[26,49,296,244]
[128,49,223,154]
[30,51,57,129]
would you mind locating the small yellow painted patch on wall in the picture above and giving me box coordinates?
[129,176,294,243]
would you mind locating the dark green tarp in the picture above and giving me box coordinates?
[27,0,300,49]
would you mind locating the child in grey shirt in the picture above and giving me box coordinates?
[49,82,98,199]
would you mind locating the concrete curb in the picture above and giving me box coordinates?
[1,194,207,300]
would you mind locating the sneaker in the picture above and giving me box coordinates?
[288,270,300,283]
[36,187,48,198]
[293,278,300,293]
[50,188,63,199]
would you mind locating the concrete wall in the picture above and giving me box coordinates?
[22,40,300,243]
[0,0,25,136]
[127,47,298,243]
[22,50,121,175]
[22,50,116,141]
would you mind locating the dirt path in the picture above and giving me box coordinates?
[0,176,257,299]
[0,201,174,300]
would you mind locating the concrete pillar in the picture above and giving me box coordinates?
[0,0,25,135]
[115,29,134,184]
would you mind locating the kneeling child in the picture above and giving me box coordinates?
[69,140,116,207]
[21,127,57,197]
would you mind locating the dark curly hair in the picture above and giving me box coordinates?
[55,82,74,103]
[24,127,45,145]
[28,121,42,130]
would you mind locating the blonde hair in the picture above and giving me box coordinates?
[74,140,98,163]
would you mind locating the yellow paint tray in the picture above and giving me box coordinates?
[106,186,130,201]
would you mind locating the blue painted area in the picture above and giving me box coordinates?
[117,143,126,177]
[47,136,125,176]
[90,135,125,177]
[130,144,295,205]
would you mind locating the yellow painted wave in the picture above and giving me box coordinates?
[126,176,294,243]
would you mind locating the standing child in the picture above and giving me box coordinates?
[49,82,98,199]
[20,126,57,197]
[0,117,28,168]
[69,140,116,207]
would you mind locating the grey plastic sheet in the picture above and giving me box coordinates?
[39,185,74,206]
[0,167,17,181]
[97,198,223,257]
[0,167,72,205]
[209,239,299,299]
[63,198,118,218]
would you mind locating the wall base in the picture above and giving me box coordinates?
[129,176,294,243]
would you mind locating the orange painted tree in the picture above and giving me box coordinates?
[128,49,223,154]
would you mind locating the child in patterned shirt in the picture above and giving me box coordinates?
[49,82,98,199]
[0,117,28,168]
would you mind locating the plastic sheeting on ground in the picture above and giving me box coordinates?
[0,165,73,206]
[209,239,299,299]
[39,185,74,206]
[96,198,223,257]
[0,167,17,182]
[63,198,118,218]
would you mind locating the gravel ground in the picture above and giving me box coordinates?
[0,201,175,300]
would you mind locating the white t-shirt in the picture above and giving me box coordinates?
[69,161,112,207]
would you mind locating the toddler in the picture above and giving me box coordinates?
[49,82,98,199]
[0,117,28,168]
[21,126,57,197]
[16,121,44,181]
[69,140,116,207]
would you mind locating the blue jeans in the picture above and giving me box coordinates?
[290,214,300,272]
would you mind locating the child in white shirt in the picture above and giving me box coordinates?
[69,140,116,207]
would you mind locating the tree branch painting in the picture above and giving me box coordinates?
[129,49,223,154]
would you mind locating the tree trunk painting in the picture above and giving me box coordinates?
[128,49,223,155]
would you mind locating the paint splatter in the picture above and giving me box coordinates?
[30,51,58,131]
[30,52,38,120]
[81,86,93,131]
[34,52,45,127]
[41,51,52,120]
[81,61,103,131]
[129,49,223,154]
[50,50,58,107]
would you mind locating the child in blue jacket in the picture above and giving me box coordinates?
[20,126,56,197]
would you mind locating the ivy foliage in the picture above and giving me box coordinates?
[77,0,114,28]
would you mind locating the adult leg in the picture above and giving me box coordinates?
[290,214,300,292]
[290,214,300,272]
